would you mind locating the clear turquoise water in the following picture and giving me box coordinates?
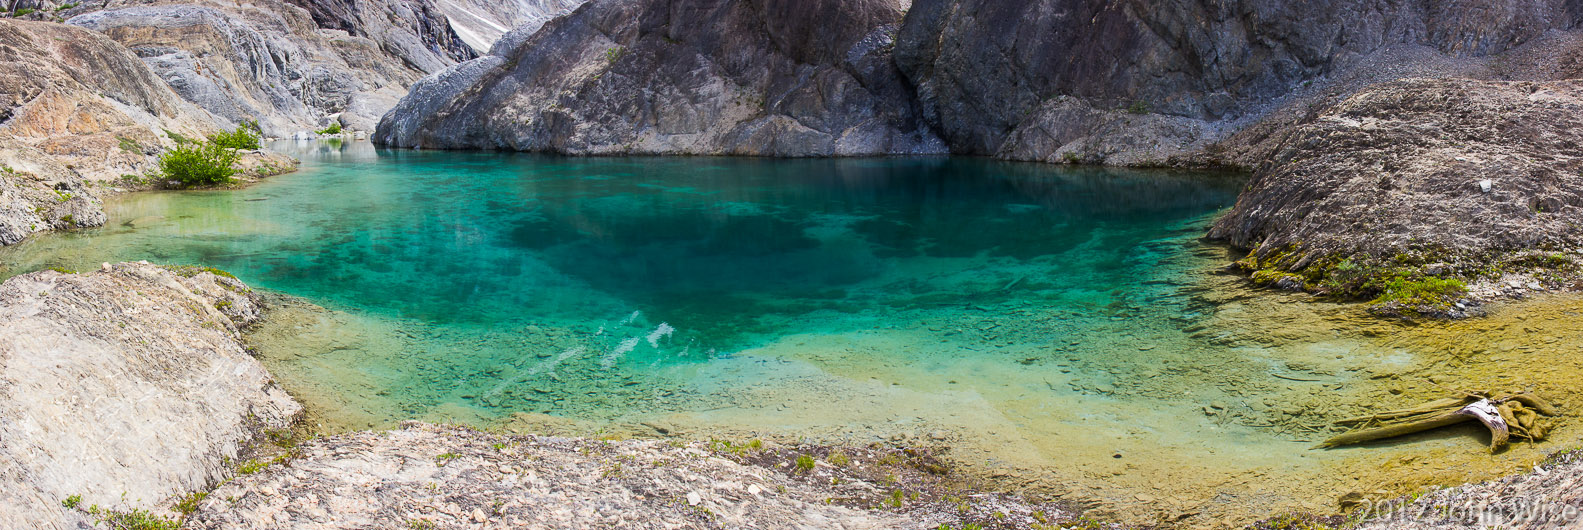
[0,141,1246,425]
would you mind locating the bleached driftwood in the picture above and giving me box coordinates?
[1317,392,1558,453]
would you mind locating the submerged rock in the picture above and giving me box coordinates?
[374,0,945,156]
[0,263,301,530]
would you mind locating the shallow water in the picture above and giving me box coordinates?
[3,141,1578,527]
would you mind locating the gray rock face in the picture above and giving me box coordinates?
[375,0,945,157]
[0,263,301,530]
[437,0,584,54]
[68,2,426,135]
[893,0,1583,164]
[1208,78,1583,266]
[281,0,475,73]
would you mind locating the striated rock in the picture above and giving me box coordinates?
[436,0,585,54]
[0,263,301,530]
[374,0,945,157]
[893,0,1583,165]
[68,1,428,135]
[281,0,475,73]
[1208,78,1583,266]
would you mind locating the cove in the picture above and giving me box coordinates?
[3,141,1580,527]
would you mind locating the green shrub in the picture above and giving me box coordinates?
[1372,275,1466,307]
[159,141,239,187]
[316,122,342,135]
[208,125,261,150]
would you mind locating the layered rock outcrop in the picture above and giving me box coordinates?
[374,0,945,156]
[0,263,301,530]
[893,0,1583,165]
[281,0,474,73]
[67,1,430,135]
[0,18,220,244]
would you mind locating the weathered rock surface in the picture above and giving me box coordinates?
[0,18,224,245]
[0,263,301,530]
[185,422,1071,530]
[436,0,584,54]
[893,0,1583,165]
[68,1,428,135]
[281,0,475,73]
[374,0,945,157]
[1209,78,1583,266]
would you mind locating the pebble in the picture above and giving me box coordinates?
[260,486,276,496]
[686,492,702,506]
[472,508,487,522]
[747,484,762,495]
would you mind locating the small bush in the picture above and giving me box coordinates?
[794,454,815,473]
[1372,275,1466,307]
[159,141,239,187]
[316,122,342,135]
[1126,100,1150,114]
[208,125,261,150]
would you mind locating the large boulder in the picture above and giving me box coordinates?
[374,0,944,157]
[0,263,301,530]
[1209,78,1583,267]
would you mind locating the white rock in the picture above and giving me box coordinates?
[747,484,762,495]
[472,508,487,522]
[686,492,702,506]
[1480,179,1493,192]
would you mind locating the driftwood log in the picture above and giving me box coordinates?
[1318,392,1559,453]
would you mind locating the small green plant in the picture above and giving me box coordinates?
[605,46,626,65]
[316,122,343,135]
[61,495,82,509]
[885,489,905,509]
[435,452,461,466]
[826,450,849,467]
[174,491,208,515]
[48,266,76,274]
[208,125,261,150]
[237,459,270,474]
[163,129,192,144]
[55,3,80,11]
[1371,275,1466,307]
[794,454,815,473]
[12,7,36,16]
[53,189,73,202]
[117,136,142,153]
[159,140,239,187]
[406,519,438,530]
[81,505,181,530]
[60,214,75,226]
[1126,100,1150,114]
[935,524,983,530]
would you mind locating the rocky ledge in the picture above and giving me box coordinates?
[3,266,1582,528]
[1207,78,1583,317]
[0,262,300,530]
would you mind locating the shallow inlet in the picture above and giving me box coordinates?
[2,141,1578,527]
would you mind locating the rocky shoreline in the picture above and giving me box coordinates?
[1,264,1580,528]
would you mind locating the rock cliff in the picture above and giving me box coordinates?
[0,263,300,530]
[281,0,475,73]
[67,1,429,135]
[374,0,945,157]
[893,0,1583,165]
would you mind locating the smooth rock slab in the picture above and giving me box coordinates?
[0,262,301,530]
